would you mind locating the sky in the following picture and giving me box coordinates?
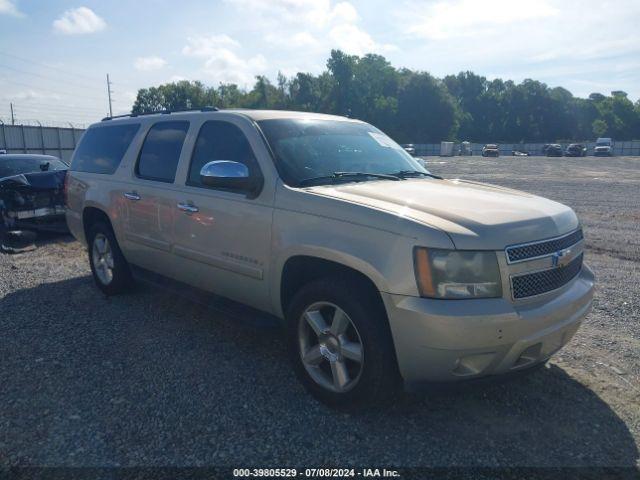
[0,0,639,126]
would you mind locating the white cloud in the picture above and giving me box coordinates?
[0,0,22,17]
[402,0,559,40]
[329,24,397,56]
[53,7,106,35]
[182,34,241,57]
[226,0,340,27]
[183,34,266,86]
[265,31,319,48]
[225,0,395,59]
[134,56,167,71]
[392,0,640,99]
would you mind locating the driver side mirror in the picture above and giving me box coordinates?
[200,160,256,193]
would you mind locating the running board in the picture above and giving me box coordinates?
[130,265,282,330]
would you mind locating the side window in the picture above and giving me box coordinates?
[71,123,140,174]
[188,120,259,187]
[136,121,189,183]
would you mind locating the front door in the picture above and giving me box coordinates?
[170,119,274,312]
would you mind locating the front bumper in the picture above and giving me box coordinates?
[594,150,612,156]
[2,207,68,233]
[383,265,594,387]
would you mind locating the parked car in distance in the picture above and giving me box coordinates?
[565,144,587,157]
[65,109,594,407]
[482,144,500,157]
[401,144,416,156]
[545,144,564,157]
[594,137,613,156]
[459,141,472,156]
[512,150,530,156]
[0,154,68,240]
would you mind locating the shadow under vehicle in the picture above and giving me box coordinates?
[0,274,636,469]
[0,154,68,252]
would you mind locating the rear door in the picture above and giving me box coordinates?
[120,120,190,272]
[170,117,274,312]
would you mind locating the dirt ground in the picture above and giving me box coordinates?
[0,155,638,469]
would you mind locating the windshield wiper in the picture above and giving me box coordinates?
[387,170,443,180]
[298,171,400,187]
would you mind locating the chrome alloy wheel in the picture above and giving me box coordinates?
[298,302,364,393]
[92,233,114,285]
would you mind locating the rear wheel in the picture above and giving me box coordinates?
[287,277,399,408]
[87,222,132,295]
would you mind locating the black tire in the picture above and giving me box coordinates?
[87,221,132,295]
[286,276,399,408]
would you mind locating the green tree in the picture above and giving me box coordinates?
[395,71,458,142]
[132,80,217,114]
[131,51,640,143]
[592,119,608,137]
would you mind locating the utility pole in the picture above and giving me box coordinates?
[106,74,113,118]
[10,102,15,125]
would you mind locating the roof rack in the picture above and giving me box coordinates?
[101,106,219,122]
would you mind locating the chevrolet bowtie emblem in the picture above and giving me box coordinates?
[552,248,572,267]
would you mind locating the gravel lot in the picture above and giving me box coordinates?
[0,156,638,469]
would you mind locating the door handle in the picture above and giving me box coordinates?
[177,202,199,214]
[123,192,141,201]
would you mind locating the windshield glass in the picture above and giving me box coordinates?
[257,119,428,186]
[0,156,68,178]
[596,141,610,146]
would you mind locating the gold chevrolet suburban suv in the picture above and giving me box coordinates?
[65,109,595,407]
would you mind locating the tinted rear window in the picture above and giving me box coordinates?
[71,124,140,174]
[136,121,189,183]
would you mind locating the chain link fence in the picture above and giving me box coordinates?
[414,141,640,156]
[0,122,86,163]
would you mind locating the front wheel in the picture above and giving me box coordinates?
[287,277,399,408]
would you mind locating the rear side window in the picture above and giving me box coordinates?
[136,121,189,183]
[187,121,259,187]
[71,124,140,174]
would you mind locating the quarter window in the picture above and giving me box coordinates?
[136,121,189,183]
[188,121,259,188]
[71,123,140,174]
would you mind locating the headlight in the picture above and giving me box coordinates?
[413,248,502,299]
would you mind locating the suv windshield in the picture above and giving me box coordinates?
[0,156,68,178]
[257,119,428,186]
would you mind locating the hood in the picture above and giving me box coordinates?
[0,169,67,189]
[595,145,611,150]
[306,178,578,250]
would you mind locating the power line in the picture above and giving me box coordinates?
[0,50,140,90]
[0,50,104,83]
[0,75,106,102]
[12,103,103,116]
[0,63,106,93]
[15,103,106,115]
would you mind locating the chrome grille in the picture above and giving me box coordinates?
[511,254,583,299]
[506,229,583,263]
